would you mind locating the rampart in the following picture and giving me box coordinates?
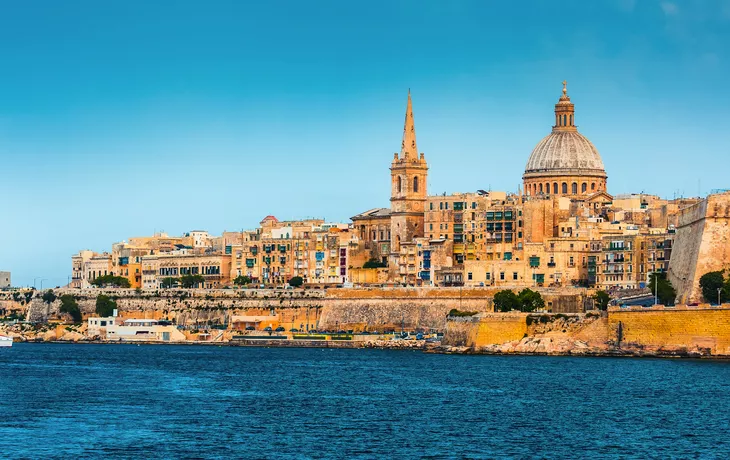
[22,287,588,331]
[608,304,730,355]
[668,192,730,304]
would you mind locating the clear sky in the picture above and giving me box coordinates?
[1,0,729,288]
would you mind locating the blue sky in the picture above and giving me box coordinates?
[1,0,729,287]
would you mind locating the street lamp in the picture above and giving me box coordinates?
[653,272,658,306]
[33,277,39,289]
[40,279,48,291]
[719,287,723,306]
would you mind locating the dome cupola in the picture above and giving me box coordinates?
[523,82,608,197]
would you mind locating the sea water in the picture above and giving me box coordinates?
[2,343,730,458]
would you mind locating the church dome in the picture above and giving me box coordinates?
[524,130,605,176]
[522,82,608,198]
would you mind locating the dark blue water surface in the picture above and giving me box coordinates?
[2,344,730,459]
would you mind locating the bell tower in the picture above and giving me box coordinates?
[390,90,428,256]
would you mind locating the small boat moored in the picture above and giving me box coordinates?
[0,335,13,347]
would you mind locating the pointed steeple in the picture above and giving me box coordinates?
[400,90,418,159]
[553,80,577,132]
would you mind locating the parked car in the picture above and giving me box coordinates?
[245,326,255,331]
[275,326,285,332]
[263,326,272,332]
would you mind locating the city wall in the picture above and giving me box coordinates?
[443,305,730,356]
[23,287,588,331]
[608,304,730,355]
[668,192,730,304]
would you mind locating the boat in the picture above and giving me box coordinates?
[0,335,13,347]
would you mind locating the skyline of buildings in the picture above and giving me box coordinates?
[64,83,710,295]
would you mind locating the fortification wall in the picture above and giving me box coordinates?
[608,304,730,355]
[668,192,730,304]
[23,286,588,331]
[471,314,528,347]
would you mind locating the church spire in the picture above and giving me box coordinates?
[553,80,576,132]
[400,90,418,159]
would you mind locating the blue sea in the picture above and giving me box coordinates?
[1,343,730,459]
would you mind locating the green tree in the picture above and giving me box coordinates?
[42,290,57,304]
[699,271,726,304]
[493,290,521,312]
[160,277,179,289]
[593,290,611,311]
[90,274,131,288]
[649,272,676,306]
[233,275,252,286]
[59,294,82,323]
[518,288,545,312]
[180,274,205,288]
[363,259,387,269]
[288,276,304,288]
[95,294,117,317]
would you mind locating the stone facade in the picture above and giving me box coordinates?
[0,271,10,289]
[668,192,730,303]
[608,304,730,355]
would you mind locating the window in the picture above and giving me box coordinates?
[572,183,577,194]
[413,176,419,193]
[500,272,505,281]
[591,182,596,191]
[397,176,402,193]
[562,183,568,194]
[570,114,573,125]
[429,224,433,231]
[467,272,473,281]
[539,183,543,193]
[429,202,433,210]
[513,272,518,280]
[486,272,491,280]
[581,183,587,193]
[553,183,558,194]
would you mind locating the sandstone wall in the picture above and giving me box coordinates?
[668,192,730,304]
[471,313,528,347]
[22,286,588,332]
[608,304,730,355]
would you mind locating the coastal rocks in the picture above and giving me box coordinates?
[363,339,425,350]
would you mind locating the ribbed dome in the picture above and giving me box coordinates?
[523,130,606,177]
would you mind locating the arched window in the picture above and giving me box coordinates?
[539,183,543,194]
[563,114,567,126]
[562,182,568,194]
[572,183,578,194]
[591,182,596,191]
[553,182,558,194]
[570,114,573,126]
[397,176,402,193]
[546,182,550,194]
[413,176,419,193]
[581,183,587,193]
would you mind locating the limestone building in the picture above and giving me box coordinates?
[0,271,10,289]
